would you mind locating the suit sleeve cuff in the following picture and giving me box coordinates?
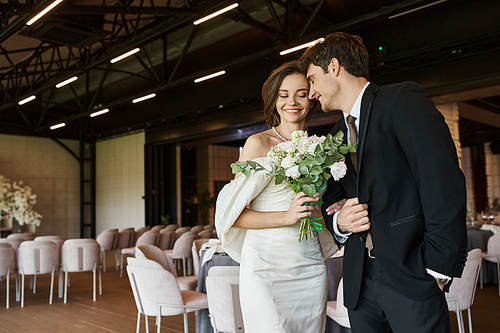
[333,211,351,244]
[426,268,451,280]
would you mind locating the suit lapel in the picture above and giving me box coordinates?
[356,83,379,186]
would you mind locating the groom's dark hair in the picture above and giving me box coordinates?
[300,32,369,80]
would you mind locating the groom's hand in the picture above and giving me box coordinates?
[337,198,370,233]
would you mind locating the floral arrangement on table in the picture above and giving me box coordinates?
[0,175,42,227]
[231,130,355,242]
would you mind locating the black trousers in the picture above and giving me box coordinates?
[347,252,451,333]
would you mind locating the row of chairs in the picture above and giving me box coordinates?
[126,243,240,333]
[0,236,101,308]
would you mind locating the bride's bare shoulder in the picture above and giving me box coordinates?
[239,130,274,161]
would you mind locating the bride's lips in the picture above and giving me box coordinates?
[284,109,301,114]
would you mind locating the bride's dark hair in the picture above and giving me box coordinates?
[262,61,317,128]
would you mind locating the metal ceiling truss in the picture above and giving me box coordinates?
[0,0,321,134]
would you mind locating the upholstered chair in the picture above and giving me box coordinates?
[0,243,17,308]
[326,278,350,328]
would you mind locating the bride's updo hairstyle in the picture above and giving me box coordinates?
[262,60,318,128]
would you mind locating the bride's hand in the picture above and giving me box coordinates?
[283,192,318,226]
[325,198,347,216]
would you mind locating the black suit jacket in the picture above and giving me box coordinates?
[322,82,468,310]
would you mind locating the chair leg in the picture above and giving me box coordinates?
[64,271,69,304]
[497,261,500,295]
[182,255,186,277]
[120,252,124,278]
[480,259,483,289]
[468,308,473,333]
[15,271,19,302]
[102,250,107,273]
[99,265,102,295]
[6,268,10,309]
[145,314,149,333]
[156,314,161,333]
[33,274,36,293]
[49,267,55,305]
[21,273,25,308]
[136,311,141,333]
[183,313,189,333]
[58,266,63,298]
[93,264,96,302]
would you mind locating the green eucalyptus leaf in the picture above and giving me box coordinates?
[297,176,313,184]
[275,174,285,184]
[302,184,316,197]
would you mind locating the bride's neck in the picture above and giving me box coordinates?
[275,123,305,139]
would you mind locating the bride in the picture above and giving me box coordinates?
[215,60,335,332]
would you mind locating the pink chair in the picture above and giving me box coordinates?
[164,231,197,276]
[136,245,198,291]
[126,257,208,333]
[197,229,213,239]
[0,237,23,255]
[190,225,204,233]
[61,239,102,303]
[18,240,58,307]
[447,248,482,333]
[326,278,350,328]
[96,229,119,272]
[151,225,165,232]
[116,228,135,269]
[192,239,209,276]
[164,224,178,232]
[34,235,64,264]
[120,230,159,277]
[133,226,151,246]
[480,235,500,295]
[206,266,243,333]
[0,243,17,308]
[7,232,35,241]
[174,226,190,241]
[158,230,174,250]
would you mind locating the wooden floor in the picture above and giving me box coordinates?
[0,253,499,333]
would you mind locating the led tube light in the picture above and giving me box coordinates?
[280,38,325,56]
[110,48,140,64]
[90,109,109,117]
[18,95,36,105]
[55,76,78,88]
[194,70,226,83]
[133,93,156,104]
[27,0,64,26]
[193,3,238,25]
[50,123,66,130]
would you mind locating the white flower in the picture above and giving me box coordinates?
[331,161,347,181]
[285,165,300,179]
[281,155,296,169]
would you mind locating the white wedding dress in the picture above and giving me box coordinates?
[216,156,334,333]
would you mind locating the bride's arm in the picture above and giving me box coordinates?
[233,192,318,229]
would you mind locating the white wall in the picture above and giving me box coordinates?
[0,134,80,238]
[96,132,145,234]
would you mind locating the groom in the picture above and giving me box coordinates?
[300,32,467,332]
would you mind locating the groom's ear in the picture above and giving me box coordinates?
[329,58,340,77]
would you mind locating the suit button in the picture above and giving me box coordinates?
[360,236,364,243]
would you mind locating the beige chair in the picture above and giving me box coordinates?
[203,225,215,231]
[126,257,208,333]
[61,239,102,303]
[190,225,204,233]
[480,235,500,295]
[326,278,350,328]
[96,229,119,272]
[151,225,165,232]
[158,230,175,250]
[0,237,23,254]
[164,231,197,276]
[446,248,482,333]
[120,230,159,277]
[18,240,58,307]
[136,244,198,291]
[192,239,209,276]
[174,226,190,240]
[0,243,17,308]
[133,226,151,245]
[206,266,244,333]
[164,224,178,232]
[34,235,64,263]
[198,229,214,240]
[116,228,135,269]
[8,232,35,241]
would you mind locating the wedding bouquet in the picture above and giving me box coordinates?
[231,130,355,242]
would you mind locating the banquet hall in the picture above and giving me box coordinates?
[0,1,499,332]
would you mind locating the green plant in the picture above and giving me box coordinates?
[160,214,171,226]
[184,187,216,226]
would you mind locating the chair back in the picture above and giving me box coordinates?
[174,226,190,239]
[0,243,16,276]
[135,231,159,247]
[133,226,151,245]
[117,229,135,249]
[206,266,243,333]
[158,230,174,250]
[172,231,197,258]
[126,258,185,317]
[96,229,118,251]
[151,225,165,232]
[446,248,482,311]
[333,278,350,327]
[164,224,178,231]
[203,225,215,231]
[18,241,58,275]
[487,236,500,258]
[61,239,100,272]
[0,238,23,253]
[34,235,65,264]
[192,239,209,276]
[191,225,204,233]
[197,229,213,239]
[7,233,35,241]
[136,244,177,277]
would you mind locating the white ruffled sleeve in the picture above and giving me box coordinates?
[215,159,272,263]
